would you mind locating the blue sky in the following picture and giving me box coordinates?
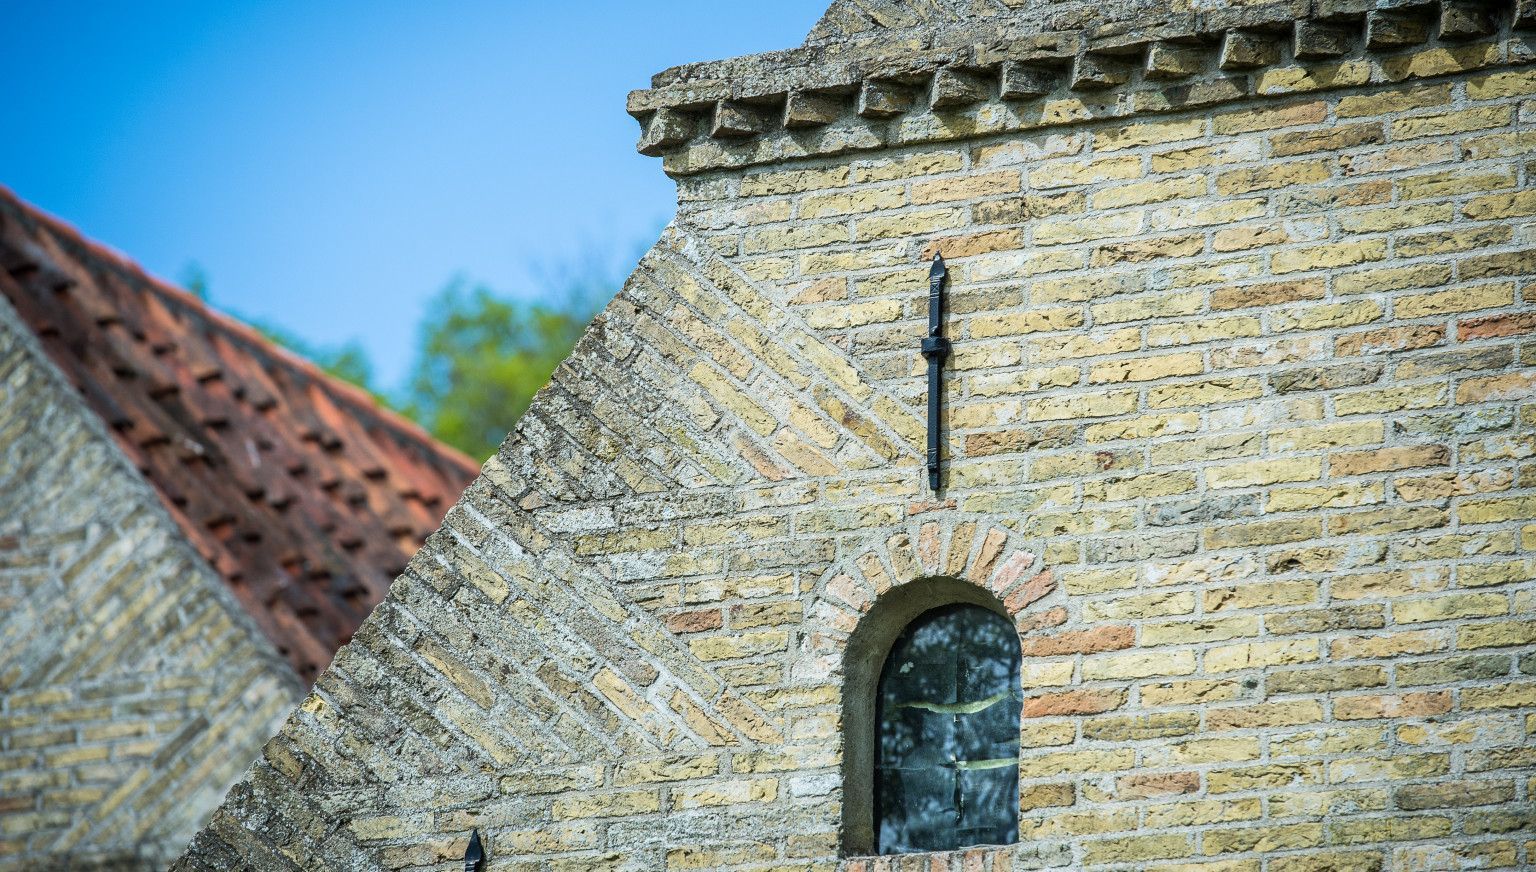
[1,1,827,386]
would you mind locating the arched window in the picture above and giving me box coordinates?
[875,603,1021,854]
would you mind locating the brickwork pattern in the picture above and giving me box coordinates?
[0,294,300,870]
[178,19,1534,872]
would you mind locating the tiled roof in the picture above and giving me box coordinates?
[0,186,480,682]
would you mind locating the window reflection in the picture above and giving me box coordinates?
[875,604,1021,854]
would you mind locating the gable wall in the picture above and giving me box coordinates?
[666,56,1536,869]
[0,294,300,870]
[175,17,1535,872]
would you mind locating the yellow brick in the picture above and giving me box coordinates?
[1153,141,1261,172]
[1396,226,1512,258]
[1141,679,1246,707]
[968,307,1083,338]
[1018,748,1136,779]
[1207,457,1322,490]
[1394,593,1509,624]
[1206,582,1322,618]
[1337,84,1453,119]
[739,166,850,197]
[551,790,660,819]
[1459,621,1536,649]
[1208,700,1324,730]
[741,222,848,254]
[1027,390,1138,422]
[1148,377,1265,409]
[853,150,964,183]
[1034,210,1143,245]
[1391,105,1510,140]
[1271,240,1387,274]
[1339,202,1456,234]
[1257,60,1372,95]
[1395,284,1513,319]
[1464,190,1536,221]
[1340,142,1458,176]
[1083,650,1197,680]
[1216,160,1330,195]
[1144,798,1264,829]
[1271,420,1383,452]
[1272,301,1384,332]
[1331,630,1442,660]
[797,186,904,218]
[687,630,787,661]
[1460,560,1536,588]
[1166,255,1264,290]
[1085,591,1196,622]
[1211,224,1297,253]
[1143,737,1262,768]
[853,207,964,242]
[1463,682,1536,710]
[1091,175,1206,209]
[1458,370,1536,404]
[1468,68,1536,99]
[1206,639,1319,672]
[1399,167,1518,201]
[1089,352,1204,384]
[1082,833,1192,864]
[1029,155,1142,189]
[802,299,903,329]
[799,244,906,275]
[671,778,777,809]
[1334,382,1446,416]
[1203,821,1324,853]
[613,755,719,786]
[1092,291,1203,324]
[1214,101,1326,134]
[911,170,1021,205]
[1461,129,1536,160]
[1268,482,1384,512]
[1155,198,1267,230]
[1335,264,1452,296]
[1095,117,1207,151]
[1380,42,1500,81]
[1147,317,1262,347]
[1022,660,1076,688]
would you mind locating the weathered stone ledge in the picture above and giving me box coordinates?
[629,0,1536,175]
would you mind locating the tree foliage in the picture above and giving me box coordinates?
[399,279,601,461]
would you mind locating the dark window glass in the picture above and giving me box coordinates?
[875,604,1020,854]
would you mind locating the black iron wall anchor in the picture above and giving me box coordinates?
[464,828,484,871]
[920,253,950,492]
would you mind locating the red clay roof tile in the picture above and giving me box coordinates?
[0,186,479,682]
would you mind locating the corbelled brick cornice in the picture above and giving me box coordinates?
[629,0,1536,175]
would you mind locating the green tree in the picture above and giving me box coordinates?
[400,278,603,461]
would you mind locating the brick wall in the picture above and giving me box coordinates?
[0,296,299,870]
[176,10,1534,872]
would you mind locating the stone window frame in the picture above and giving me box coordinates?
[802,519,1059,862]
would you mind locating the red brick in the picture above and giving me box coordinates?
[1024,688,1126,718]
[1458,311,1536,340]
[1021,625,1135,657]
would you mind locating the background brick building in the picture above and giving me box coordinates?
[0,189,476,869]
